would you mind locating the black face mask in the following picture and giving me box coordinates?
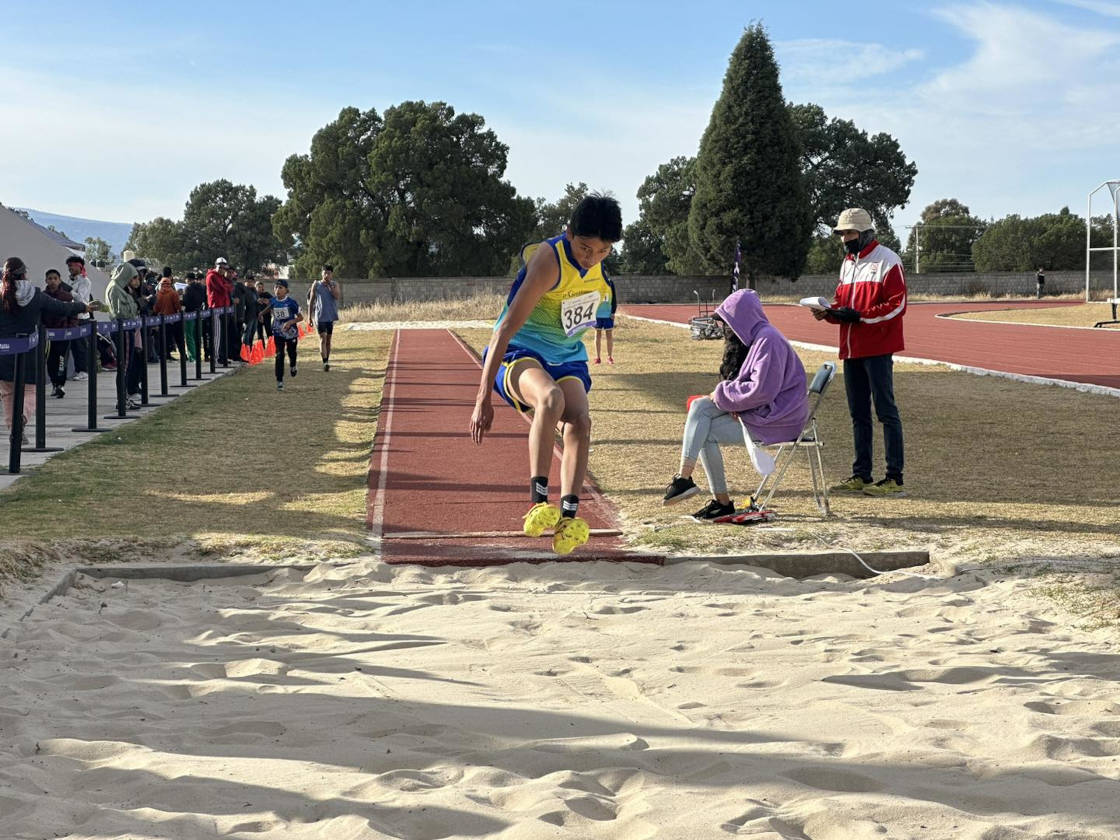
[844,238,862,255]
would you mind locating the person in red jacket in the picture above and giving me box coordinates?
[813,208,907,497]
[205,257,234,365]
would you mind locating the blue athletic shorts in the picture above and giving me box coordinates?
[594,317,614,330]
[482,345,591,413]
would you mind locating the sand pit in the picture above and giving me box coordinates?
[2,557,1119,839]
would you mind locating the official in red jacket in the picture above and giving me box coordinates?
[205,257,234,365]
[813,208,907,497]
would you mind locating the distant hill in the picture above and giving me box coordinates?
[15,208,134,258]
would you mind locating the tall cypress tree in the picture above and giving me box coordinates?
[689,24,811,285]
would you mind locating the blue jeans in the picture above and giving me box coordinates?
[680,397,744,495]
[843,354,904,482]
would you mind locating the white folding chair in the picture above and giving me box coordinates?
[746,361,836,516]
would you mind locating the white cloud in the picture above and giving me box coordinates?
[777,39,925,89]
[1054,0,1120,17]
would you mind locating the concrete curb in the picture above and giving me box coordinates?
[664,549,930,579]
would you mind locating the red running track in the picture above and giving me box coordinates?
[366,328,659,566]
[627,301,1120,391]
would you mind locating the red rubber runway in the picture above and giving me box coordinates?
[367,329,660,566]
[628,301,1120,390]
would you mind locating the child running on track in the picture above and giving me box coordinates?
[593,276,617,365]
[470,194,623,555]
[258,279,303,391]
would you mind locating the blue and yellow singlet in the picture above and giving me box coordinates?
[495,234,614,364]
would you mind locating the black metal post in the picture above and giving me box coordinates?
[73,323,104,432]
[28,323,61,453]
[8,348,26,473]
[106,320,128,419]
[208,310,217,374]
[138,321,151,405]
[221,307,231,368]
[193,314,205,381]
[157,316,169,396]
[176,315,193,388]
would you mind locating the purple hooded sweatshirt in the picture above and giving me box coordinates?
[710,290,810,444]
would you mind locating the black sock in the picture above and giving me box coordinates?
[560,494,579,519]
[531,476,548,504]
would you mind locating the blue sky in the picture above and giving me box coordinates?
[3,0,1119,242]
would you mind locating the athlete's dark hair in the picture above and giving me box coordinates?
[714,316,749,382]
[568,193,623,242]
[162,266,173,278]
[45,268,60,279]
[322,264,334,272]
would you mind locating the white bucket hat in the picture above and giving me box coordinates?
[833,208,874,234]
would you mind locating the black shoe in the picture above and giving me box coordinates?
[663,475,700,506]
[51,385,64,398]
[290,366,297,377]
[691,499,736,521]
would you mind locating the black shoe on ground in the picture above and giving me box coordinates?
[323,361,330,371]
[51,385,64,398]
[691,499,736,521]
[290,366,297,377]
[663,475,700,506]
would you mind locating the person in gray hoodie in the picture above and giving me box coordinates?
[105,262,144,407]
[663,289,809,520]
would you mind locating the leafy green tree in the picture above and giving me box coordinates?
[533,183,590,241]
[634,156,705,275]
[128,181,284,273]
[125,217,183,267]
[789,103,916,235]
[689,24,811,285]
[276,102,535,278]
[274,106,384,279]
[972,207,1102,271]
[176,180,285,272]
[804,235,843,274]
[82,236,115,268]
[904,198,985,272]
[620,216,669,274]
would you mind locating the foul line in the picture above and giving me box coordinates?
[368,329,402,547]
[622,313,1120,400]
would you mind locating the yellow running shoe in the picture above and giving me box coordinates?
[523,502,561,537]
[552,516,590,555]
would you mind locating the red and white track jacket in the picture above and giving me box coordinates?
[829,240,907,360]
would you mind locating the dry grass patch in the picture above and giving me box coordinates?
[0,329,392,589]
[459,318,1120,571]
[341,292,504,323]
[949,301,1120,329]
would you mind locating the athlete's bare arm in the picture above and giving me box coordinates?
[469,243,559,445]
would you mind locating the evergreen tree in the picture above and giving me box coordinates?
[689,23,811,286]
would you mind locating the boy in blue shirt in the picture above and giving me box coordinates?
[259,279,303,391]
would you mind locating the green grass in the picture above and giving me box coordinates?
[0,329,391,584]
[3,311,1119,626]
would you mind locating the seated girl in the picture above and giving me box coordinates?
[663,289,810,520]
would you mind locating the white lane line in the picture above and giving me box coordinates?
[368,329,402,551]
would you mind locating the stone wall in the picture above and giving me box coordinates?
[324,269,1113,307]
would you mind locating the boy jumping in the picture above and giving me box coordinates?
[470,194,622,555]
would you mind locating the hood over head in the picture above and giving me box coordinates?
[110,262,138,290]
[714,289,769,345]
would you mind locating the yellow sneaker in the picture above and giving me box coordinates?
[830,475,870,492]
[523,502,561,537]
[552,516,590,555]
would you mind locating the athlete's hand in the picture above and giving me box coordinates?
[812,308,828,320]
[470,400,493,445]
